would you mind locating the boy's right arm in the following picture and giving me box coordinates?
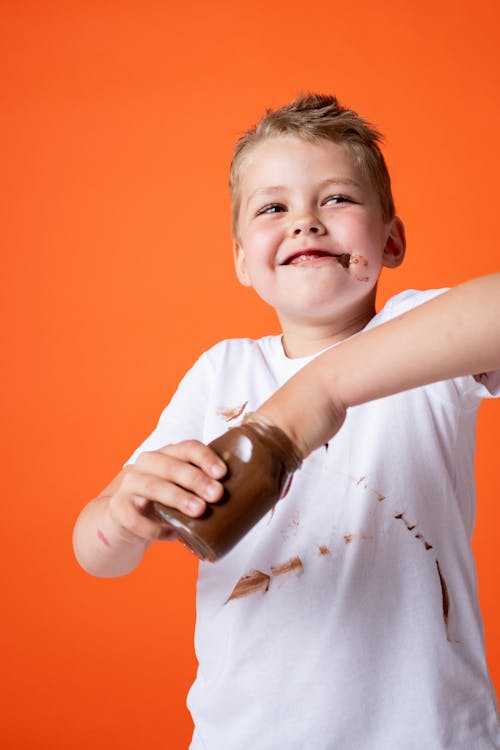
[72,441,227,578]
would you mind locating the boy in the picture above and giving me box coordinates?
[73,94,500,748]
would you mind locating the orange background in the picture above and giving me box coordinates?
[2,1,499,747]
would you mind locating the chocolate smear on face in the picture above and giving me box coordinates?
[348,254,369,282]
[271,556,303,578]
[217,401,249,422]
[349,254,368,267]
[225,570,270,603]
[435,560,450,628]
[337,253,351,269]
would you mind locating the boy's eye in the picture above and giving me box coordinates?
[323,195,352,206]
[256,203,286,216]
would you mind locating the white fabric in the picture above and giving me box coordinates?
[128,289,500,750]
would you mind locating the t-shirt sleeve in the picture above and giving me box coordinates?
[125,349,215,465]
[381,288,500,403]
[462,369,500,400]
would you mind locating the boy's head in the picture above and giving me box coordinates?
[230,93,395,239]
[230,94,406,345]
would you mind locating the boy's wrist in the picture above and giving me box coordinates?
[254,360,347,458]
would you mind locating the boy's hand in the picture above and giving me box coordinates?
[106,441,227,544]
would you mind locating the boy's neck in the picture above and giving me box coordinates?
[280,305,377,359]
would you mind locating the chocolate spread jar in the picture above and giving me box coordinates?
[151,416,302,562]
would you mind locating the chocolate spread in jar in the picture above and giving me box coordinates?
[151,416,302,562]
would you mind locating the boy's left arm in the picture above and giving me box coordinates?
[256,273,500,459]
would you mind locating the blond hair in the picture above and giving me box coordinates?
[230,93,395,237]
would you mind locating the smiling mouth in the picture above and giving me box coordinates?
[282,250,351,268]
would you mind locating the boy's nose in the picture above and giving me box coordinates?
[291,215,326,236]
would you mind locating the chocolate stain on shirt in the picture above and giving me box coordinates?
[344,534,353,544]
[416,533,433,551]
[394,513,434,550]
[225,570,271,603]
[435,560,450,632]
[217,401,249,422]
[318,545,330,556]
[394,512,416,531]
[271,556,304,578]
[280,510,300,540]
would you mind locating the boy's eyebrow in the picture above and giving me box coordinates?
[245,178,363,206]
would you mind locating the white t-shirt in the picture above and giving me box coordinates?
[128,290,500,750]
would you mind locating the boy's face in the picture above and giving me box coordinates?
[233,136,405,331]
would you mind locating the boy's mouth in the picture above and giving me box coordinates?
[281,250,350,268]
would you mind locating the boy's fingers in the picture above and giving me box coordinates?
[108,498,172,543]
[120,467,218,516]
[132,451,224,504]
[159,440,227,478]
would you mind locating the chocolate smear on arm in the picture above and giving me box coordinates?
[225,570,270,603]
[97,529,111,547]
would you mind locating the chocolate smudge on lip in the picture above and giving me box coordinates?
[225,570,270,603]
[271,556,303,578]
[337,253,351,269]
[217,401,248,422]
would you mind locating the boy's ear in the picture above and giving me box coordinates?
[233,240,252,286]
[382,216,406,269]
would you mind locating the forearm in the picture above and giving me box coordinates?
[257,273,500,457]
[73,497,151,578]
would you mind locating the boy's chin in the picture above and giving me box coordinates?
[275,286,378,325]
